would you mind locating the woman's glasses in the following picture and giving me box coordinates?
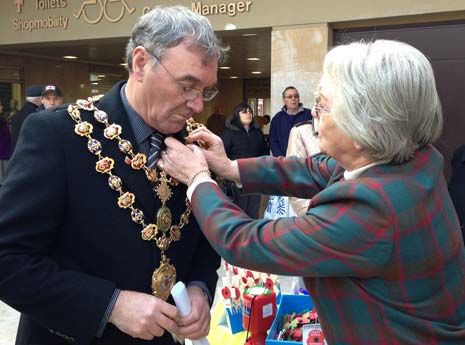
[313,104,331,118]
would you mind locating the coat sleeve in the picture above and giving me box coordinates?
[286,125,320,215]
[0,113,115,345]
[190,157,393,278]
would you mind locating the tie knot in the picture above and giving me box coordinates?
[150,132,164,146]
[147,132,164,169]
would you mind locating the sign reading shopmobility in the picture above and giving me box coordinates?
[12,0,69,31]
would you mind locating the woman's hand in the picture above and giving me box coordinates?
[184,127,239,182]
[160,137,209,186]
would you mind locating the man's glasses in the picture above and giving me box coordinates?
[284,94,299,99]
[151,54,219,102]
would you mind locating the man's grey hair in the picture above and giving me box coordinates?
[126,5,229,71]
[322,39,442,164]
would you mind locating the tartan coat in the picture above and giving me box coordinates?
[0,82,220,345]
[190,145,465,344]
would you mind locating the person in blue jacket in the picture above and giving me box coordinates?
[269,86,312,157]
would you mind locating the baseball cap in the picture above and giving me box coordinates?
[25,85,44,97]
[42,84,63,97]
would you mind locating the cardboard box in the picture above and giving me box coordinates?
[266,294,314,345]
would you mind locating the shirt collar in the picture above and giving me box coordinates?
[120,83,153,145]
[343,161,387,180]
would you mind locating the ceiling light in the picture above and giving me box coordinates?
[247,57,260,61]
[251,71,262,74]
[91,82,99,85]
[242,33,257,37]
[230,76,239,79]
[120,63,128,67]
[220,66,231,70]
[224,23,236,30]
[63,55,78,59]
[97,74,106,78]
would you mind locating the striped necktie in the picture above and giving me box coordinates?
[147,132,164,169]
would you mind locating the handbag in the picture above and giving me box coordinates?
[220,179,240,201]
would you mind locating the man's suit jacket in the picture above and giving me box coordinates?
[449,144,465,238]
[0,82,220,345]
[189,146,465,343]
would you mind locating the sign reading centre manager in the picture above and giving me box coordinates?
[192,1,253,16]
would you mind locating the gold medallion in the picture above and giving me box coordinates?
[151,260,176,301]
[157,206,172,233]
[155,180,172,204]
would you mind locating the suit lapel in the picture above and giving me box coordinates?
[97,82,156,219]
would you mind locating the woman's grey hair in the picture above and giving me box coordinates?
[126,5,229,72]
[322,39,443,164]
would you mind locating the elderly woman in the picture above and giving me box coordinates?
[160,40,465,343]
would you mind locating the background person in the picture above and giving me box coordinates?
[219,103,268,218]
[10,84,42,151]
[268,86,311,157]
[0,5,228,345]
[285,119,320,216]
[37,84,63,111]
[7,98,19,125]
[159,39,465,344]
[0,99,12,186]
[449,144,465,240]
[205,105,226,136]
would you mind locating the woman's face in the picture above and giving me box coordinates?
[315,76,356,161]
[239,108,253,126]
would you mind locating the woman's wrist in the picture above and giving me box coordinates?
[221,160,240,184]
[187,168,211,187]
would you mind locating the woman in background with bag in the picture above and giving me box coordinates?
[220,103,268,218]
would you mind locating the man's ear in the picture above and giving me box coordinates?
[132,46,150,82]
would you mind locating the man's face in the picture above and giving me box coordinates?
[283,88,300,113]
[132,42,218,134]
[41,92,63,109]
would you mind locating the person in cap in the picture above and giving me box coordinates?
[37,84,63,111]
[10,84,43,151]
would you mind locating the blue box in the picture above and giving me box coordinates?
[266,294,314,345]
[217,306,244,334]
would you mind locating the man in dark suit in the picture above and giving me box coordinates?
[0,5,228,345]
[10,84,43,151]
[449,144,465,240]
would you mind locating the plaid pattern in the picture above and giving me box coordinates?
[191,145,465,344]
